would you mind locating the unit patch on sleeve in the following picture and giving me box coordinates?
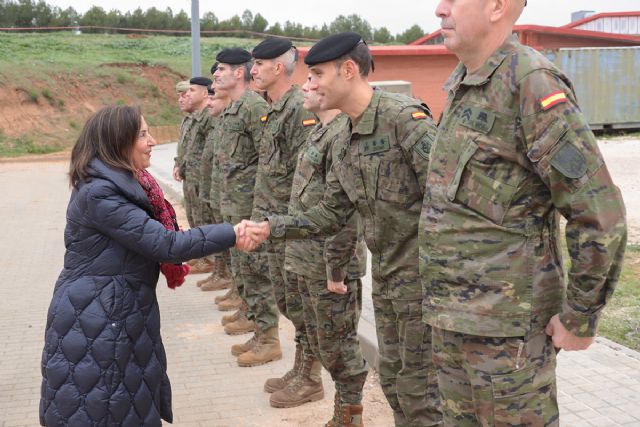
[411,111,428,120]
[302,119,317,127]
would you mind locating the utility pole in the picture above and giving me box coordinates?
[190,0,201,77]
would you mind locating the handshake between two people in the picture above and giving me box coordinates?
[232,220,271,252]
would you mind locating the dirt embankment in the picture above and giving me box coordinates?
[0,63,186,150]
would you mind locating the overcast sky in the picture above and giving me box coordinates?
[44,0,640,35]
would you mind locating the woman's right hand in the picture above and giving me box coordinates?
[233,221,258,251]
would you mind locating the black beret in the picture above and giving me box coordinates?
[190,76,212,87]
[216,48,252,65]
[305,32,364,66]
[207,83,215,95]
[252,37,293,59]
[210,62,219,75]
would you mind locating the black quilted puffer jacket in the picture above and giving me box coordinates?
[40,158,235,426]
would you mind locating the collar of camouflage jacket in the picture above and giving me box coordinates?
[268,84,300,113]
[445,33,520,92]
[350,89,381,136]
[226,89,252,116]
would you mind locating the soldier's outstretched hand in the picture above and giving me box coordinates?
[233,221,258,252]
[545,314,595,351]
[244,220,271,245]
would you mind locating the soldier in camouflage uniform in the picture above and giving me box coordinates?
[243,33,441,427]
[196,76,235,292]
[248,37,320,402]
[174,77,216,274]
[210,49,281,354]
[273,81,370,420]
[419,1,628,425]
[173,80,191,182]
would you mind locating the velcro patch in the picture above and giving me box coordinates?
[540,91,567,110]
[414,134,433,160]
[305,146,323,166]
[550,142,587,179]
[260,115,268,123]
[412,111,428,120]
[459,106,495,134]
[360,136,390,155]
[302,119,317,127]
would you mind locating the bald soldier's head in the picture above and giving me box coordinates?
[436,0,525,71]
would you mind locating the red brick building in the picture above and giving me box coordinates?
[290,12,640,119]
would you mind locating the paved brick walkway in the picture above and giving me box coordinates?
[0,161,392,427]
[1,157,639,426]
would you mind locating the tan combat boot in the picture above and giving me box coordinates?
[269,354,324,408]
[216,293,243,311]
[221,308,242,326]
[231,331,259,356]
[199,258,234,291]
[189,258,214,274]
[264,343,303,393]
[215,285,237,304]
[325,392,364,427]
[237,327,282,367]
[223,310,255,335]
[200,275,232,291]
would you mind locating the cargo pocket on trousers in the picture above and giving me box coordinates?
[491,361,556,425]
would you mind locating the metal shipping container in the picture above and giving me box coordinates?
[547,46,640,130]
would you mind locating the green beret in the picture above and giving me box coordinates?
[216,48,252,65]
[190,76,212,87]
[252,37,294,59]
[175,80,190,93]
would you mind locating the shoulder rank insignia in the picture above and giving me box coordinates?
[412,111,428,120]
[260,115,268,123]
[540,91,567,110]
[302,118,317,127]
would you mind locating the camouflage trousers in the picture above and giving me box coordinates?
[296,274,368,405]
[373,297,441,427]
[182,179,201,228]
[267,242,308,350]
[226,215,278,332]
[432,328,559,427]
[201,200,231,266]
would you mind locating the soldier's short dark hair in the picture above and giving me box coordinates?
[231,60,253,83]
[335,42,372,77]
[69,105,141,189]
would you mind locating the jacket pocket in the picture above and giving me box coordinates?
[448,139,518,225]
[375,151,420,205]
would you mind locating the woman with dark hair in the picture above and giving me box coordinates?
[39,105,249,426]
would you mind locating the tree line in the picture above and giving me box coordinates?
[0,0,427,44]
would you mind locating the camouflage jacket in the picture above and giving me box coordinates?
[285,114,367,282]
[419,35,627,337]
[269,90,436,299]
[174,113,195,178]
[252,85,317,221]
[199,115,220,204]
[218,89,269,219]
[183,108,211,183]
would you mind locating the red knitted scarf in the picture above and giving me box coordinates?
[135,169,190,289]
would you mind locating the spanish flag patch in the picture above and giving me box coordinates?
[302,118,317,127]
[412,111,428,120]
[540,91,567,110]
[260,115,268,123]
